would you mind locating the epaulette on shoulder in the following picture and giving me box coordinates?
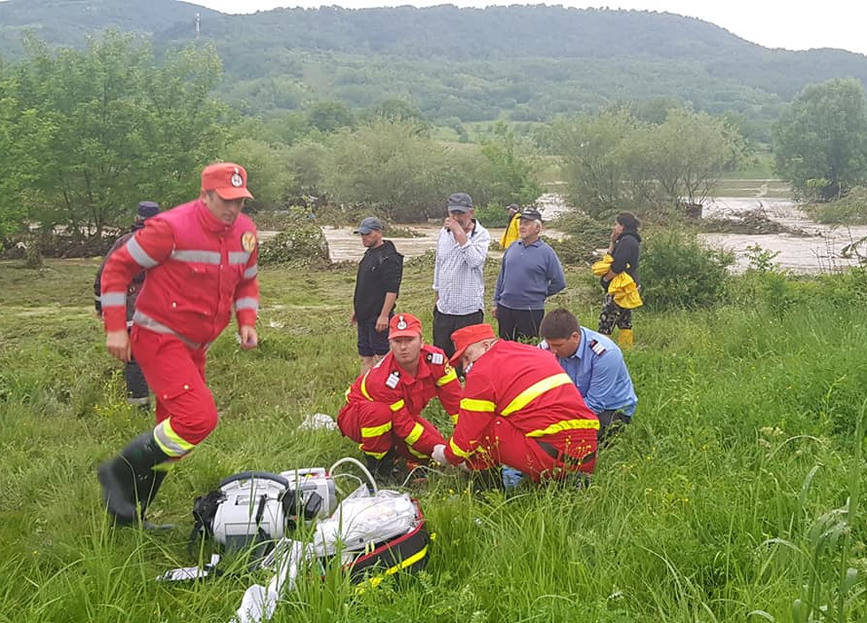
[589,340,607,356]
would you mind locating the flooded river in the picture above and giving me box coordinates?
[262,194,866,272]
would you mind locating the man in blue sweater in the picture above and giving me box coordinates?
[493,209,566,341]
[539,308,637,443]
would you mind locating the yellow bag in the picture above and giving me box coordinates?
[591,254,613,277]
[607,273,643,309]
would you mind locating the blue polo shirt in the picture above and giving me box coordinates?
[540,327,637,417]
[494,239,566,310]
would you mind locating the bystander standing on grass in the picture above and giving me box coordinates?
[598,212,641,348]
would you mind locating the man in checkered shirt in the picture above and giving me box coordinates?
[432,192,492,360]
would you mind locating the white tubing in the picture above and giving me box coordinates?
[328,457,378,494]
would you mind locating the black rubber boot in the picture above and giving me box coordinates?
[365,452,399,489]
[138,469,175,531]
[470,468,505,494]
[97,431,169,525]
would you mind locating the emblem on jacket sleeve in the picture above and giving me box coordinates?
[241,231,257,253]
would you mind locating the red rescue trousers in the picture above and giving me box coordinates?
[131,326,219,458]
[467,417,597,482]
[338,401,446,462]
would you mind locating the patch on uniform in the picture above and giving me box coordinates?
[231,168,243,188]
[241,231,257,253]
[589,340,607,356]
[429,352,444,365]
[385,371,400,389]
[396,316,407,330]
[443,362,453,375]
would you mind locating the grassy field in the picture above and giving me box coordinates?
[0,257,865,622]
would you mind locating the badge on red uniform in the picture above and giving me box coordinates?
[241,231,257,253]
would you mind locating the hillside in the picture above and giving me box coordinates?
[3,0,867,131]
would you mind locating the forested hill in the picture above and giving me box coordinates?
[3,0,867,130]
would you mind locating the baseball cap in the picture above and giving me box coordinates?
[137,201,159,219]
[520,208,543,222]
[506,203,519,212]
[389,313,423,339]
[447,192,473,213]
[354,216,384,234]
[201,162,254,200]
[449,323,496,365]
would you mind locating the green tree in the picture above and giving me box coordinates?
[307,100,355,133]
[549,109,637,217]
[9,32,228,236]
[322,120,449,221]
[641,108,744,210]
[222,138,291,211]
[773,78,867,201]
[479,122,542,207]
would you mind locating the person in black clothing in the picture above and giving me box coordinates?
[598,212,641,348]
[351,217,404,374]
[93,201,159,410]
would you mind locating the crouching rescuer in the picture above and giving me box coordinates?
[97,162,260,526]
[432,323,599,483]
[338,313,461,481]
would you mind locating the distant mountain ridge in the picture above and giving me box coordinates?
[2,0,867,131]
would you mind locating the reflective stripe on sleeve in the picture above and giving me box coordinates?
[389,399,405,412]
[100,292,127,308]
[460,398,496,412]
[126,237,159,268]
[450,413,459,425]
[361,422,392,438]
[229,251,251,265]
[436,368,458,387]
[360,372,372,401]
[525,418,601,438]
[449,438,472,458]
[500,373,573,416]
[153,420,195,458]
[243,264,258,279]
[171,250,221,264]
[404,422,424,446]
[234,297,259,311]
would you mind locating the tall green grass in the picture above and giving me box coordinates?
[0,258,864,622]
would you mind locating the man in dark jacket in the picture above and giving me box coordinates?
[94,201,159,409]
[351,217,404,373]
[599,212,641,348]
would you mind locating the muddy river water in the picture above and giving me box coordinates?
[263,194,866,273]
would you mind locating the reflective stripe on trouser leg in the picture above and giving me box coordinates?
[131,326,219,446]
[343,401,394,460]
[476,417,596,482]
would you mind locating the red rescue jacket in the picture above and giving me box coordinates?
[444,340,599,464]
[340,344,461,456]
[100,199,259,347]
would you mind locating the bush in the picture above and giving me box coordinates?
[640,230,734,309]
[258,208,330,267]
[473,203,512,228]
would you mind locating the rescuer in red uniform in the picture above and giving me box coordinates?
[97,162,260,526]
[338,313,461,481]
[432,323,598,483]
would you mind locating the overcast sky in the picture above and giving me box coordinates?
[188,1,867,56]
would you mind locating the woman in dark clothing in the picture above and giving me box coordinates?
[598,212,641,347]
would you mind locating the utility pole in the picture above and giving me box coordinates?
[195,12,201,39]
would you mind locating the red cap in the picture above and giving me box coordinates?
[389,313,423,339]
[450,323,496,364]
[201,162,254,200]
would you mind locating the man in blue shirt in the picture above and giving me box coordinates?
[539,308,637,443]
[493,209,566,341]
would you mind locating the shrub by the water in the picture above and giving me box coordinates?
[258,208,331,267]
[640,230,734,309]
